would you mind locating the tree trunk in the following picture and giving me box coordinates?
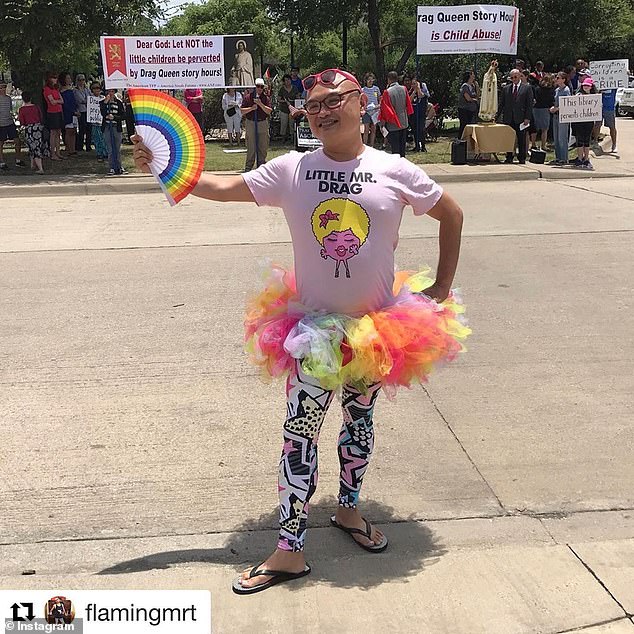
[367,0,385,89]
[395,35,417,76]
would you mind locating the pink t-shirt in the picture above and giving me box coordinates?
[242,147,443,315]
[184,88,203,114]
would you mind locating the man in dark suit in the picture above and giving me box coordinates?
[498,69,533,164]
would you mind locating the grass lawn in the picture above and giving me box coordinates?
[0,118,559,177]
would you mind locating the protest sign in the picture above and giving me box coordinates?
[100,34,256,89]
[588,59,630,91]
[417,5,519,55]
[558,94,602,123]
[87,96,102,124]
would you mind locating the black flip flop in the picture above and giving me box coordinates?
[330,515,388,553]
[232,563,311,595]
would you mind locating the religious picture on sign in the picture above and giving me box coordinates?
[223,35,255,87]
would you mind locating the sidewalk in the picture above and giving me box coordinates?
[2,512,633,632]
[1,120,633,634]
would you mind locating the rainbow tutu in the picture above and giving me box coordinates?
[244,265,471,394]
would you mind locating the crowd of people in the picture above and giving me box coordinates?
[457,57,622,170]
[218,66,443,172]
[0,72,133,176]
[0,58,625,177]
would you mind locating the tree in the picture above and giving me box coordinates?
[0,0,160,101]
[162,0,287,68]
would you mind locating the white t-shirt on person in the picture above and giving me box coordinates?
[242,146,443,315]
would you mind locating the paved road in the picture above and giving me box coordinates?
[1,132,633,632]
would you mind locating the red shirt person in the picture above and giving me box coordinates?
[184,88,204,132]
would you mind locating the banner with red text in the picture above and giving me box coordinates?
[100,34,256,89]
[417,5,519,55]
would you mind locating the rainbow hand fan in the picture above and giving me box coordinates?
[128,88,205,206]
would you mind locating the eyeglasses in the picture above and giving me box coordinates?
[303,68,360,91]
[304,89,360,115]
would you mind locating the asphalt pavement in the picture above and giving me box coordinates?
[0,120,633,633]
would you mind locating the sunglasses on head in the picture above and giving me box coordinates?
[302,68,360,91]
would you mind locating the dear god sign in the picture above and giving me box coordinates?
[128,38,222,81]
[100,35,251,88]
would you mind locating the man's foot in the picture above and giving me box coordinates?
[504,157,514,164]
[106,169,117,177]
[15,160,26,167]
[333,506,386,550]
[0,162,8,170]
[236,549,307,591]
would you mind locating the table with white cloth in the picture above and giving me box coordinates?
[461,123,517,159]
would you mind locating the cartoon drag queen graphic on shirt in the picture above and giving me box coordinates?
[311,198,370,279]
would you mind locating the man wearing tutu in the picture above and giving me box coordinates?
[133,68,469,594]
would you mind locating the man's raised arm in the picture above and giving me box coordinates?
[132,134,255,203]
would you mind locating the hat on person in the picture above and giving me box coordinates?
[254,78,265,86]
[581,77,594,86]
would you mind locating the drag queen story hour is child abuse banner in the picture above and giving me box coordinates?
[100,35,256,89]
[417,5,519,55]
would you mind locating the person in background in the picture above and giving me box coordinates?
[43,72,64,160]
[0,79,26,169]
[101,88,126,176]
[457,70,478,139]
[409,74,429,152]
[530,73,555,151]
[277,75,299,143]
[571,77,597,169]
[90,82,107,162]
[361,73,381,148]
[597,88,618,153]
[549,71,571,166]
[565,65,576,93]
[381,71,413,157]
[498,68,533,164]
[73,74,91,151]
[241,78,272,170]
[184,87,204,134]
[123,90,136,144]
[290,67,304,96]
[59,72,77,156]
[222,87,243,145]
[530,61,545,83]
[18,91,46,174]
[571,59,587,92]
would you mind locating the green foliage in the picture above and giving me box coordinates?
[162,0,287,67]
[0,0,160,101]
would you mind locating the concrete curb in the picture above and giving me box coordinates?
[0,167,631,198]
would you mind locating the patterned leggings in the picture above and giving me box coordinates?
[278,361,381,552]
